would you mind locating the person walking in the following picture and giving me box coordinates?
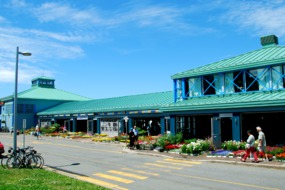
[35,124,41,140]
[241,130,258,162]
[133,126,139,142]
[256,126,268,161]
[129,128,135,149]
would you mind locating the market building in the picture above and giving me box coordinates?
[1,35,285,147]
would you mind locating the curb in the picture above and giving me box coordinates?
[124,149,285,170]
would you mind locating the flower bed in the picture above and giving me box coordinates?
[209,150,233,157]
[276,153,285,162]
[266,146,284,156]
[231,150,246,157]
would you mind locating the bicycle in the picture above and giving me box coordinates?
[6,146,37,169]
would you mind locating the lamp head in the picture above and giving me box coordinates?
[19,52,32,56]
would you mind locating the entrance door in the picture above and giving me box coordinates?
[212,117,233,148]
[211,117,221,148]
[220,118,233,142]
[87,120,93,134]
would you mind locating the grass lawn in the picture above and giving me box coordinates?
[0,167,110,190]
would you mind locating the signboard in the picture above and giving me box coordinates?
[77,116,88,120]
[100,119,120,137]
[219,113,233,118]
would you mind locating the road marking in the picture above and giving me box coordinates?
[164,158,202,165]
[136,165,171,172]
[77,176,128,190]
[172,173,280,190]
[144,163,182,170]
[121,168,159,176]
[156,160,193,167]
[108,170,148,180]
[94,173,134,184]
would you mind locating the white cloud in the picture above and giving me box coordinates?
[33,2,102,26]
[10,0,27,7]
[28,30,96,43]
[222,1,285,37]
[31,2,206,34]
[0,27,84,83]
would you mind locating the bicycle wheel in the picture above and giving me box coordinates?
[0,156,5,168]
[26,155,38,169]
[34,155,44,169]
[6,156,21,169]
[1,155,9,169]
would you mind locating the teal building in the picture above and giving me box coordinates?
[1,35,285,147]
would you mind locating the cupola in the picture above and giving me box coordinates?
[260,34,278,47]
[31,76,55,88]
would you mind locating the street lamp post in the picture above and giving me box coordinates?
[13,47,31,156]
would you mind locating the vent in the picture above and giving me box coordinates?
[260,35,278,47]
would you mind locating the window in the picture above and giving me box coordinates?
[26,104,34,113]
[224,72,235,93]
[184,79,189,98]
[214,74,224,95]
[233,71,244,92]
[188,77,202,97]
[203,75,215,95]
[272,66,284,89]
[17,104,24,113]
[245,69,259,91]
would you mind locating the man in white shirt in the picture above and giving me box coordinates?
[256,126,268,161]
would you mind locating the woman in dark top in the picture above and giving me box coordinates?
[129,128,135,149]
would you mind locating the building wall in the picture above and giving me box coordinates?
[0,99,73,131]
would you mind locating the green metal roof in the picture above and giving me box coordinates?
[171,44,285,79]
[161,90,285,112]
[37,91,173,115]
[0,86,91,102]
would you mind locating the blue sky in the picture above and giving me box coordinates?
[1,0,285,99]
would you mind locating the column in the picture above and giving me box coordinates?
[170,116,175,135]
[97,118,101,134]
[160,117,165,135]
[73,118,77,132]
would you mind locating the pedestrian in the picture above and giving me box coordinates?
[256,126,268,161]
[147,125,151,136]
[63,125,67,133]
[129,128,135,149]
[241,130,258,162]
[133,125,139,142]
[35,124,41,140]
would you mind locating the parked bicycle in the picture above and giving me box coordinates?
[2,146,44,169]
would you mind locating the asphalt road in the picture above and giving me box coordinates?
[1,133,285,190]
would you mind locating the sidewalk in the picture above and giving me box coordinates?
[57,136,285,170]
[122,147,285,170]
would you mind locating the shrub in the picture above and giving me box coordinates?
[222,140,244,151]
[181,144,187,153]
[186,142,202,154]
